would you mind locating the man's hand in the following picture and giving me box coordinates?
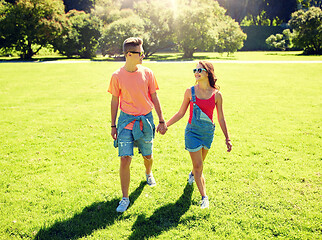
[111,127,117,140]
[157,122,168,135]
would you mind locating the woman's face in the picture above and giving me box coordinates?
[194,63,208,82]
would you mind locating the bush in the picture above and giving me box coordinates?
[266,29,294,51]
[289,7,322,55]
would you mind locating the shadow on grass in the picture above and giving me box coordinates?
[128,183,193,240]
[0,56,70,62]
[34,181,146,240]
[265,52,307,57]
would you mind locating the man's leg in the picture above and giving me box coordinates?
[143,155,156,186]
[120,156,132,198]
[143,154,153,175]
[116,128,134,213]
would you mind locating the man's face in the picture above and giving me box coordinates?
[127,45,145,64]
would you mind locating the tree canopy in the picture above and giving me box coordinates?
[134,0,175,57]
[289,6,322,54]
[0,0,66,59]
[1,0,320,59]
[53,10,101,58]
[175,0,246,57]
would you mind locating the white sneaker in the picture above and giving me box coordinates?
[188,172,195,185]
[116,198,130,213]
[146,173,156,187]
[200,196,209,209]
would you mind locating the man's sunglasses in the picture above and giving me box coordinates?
[193,68,207,73]
[128,51,145,57]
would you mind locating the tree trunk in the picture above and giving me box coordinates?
[21,41,34,60]
[182,49,194,58]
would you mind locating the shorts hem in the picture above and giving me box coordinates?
[142,152,153,157]
[118,154,134,157]
[185,145,209,152]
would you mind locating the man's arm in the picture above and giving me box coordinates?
[150,92,167,134]
[111,95,119,140]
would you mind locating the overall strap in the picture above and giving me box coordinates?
[191,86,196,103]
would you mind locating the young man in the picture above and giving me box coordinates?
[108,37,167,213]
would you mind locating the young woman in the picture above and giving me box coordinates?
[166,61,232,208]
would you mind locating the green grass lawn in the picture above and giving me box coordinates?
[0,55,321,239]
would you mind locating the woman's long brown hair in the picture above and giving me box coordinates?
[199,61,220,90]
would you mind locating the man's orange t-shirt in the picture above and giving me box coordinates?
[108,65,159,129]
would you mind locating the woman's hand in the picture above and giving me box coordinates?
[226,139,232,152]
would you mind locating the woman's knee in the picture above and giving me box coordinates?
[193,161,203,173]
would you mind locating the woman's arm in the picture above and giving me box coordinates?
[215,92,232,152]
[166,88,191,127]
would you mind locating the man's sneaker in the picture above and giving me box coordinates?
[188,171,195,185]
[200,196,209,209]
[146,173,156,187]
[116,197,130,213]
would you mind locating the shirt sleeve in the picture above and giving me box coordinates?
[108,74,120,97]
[148,70,159,94]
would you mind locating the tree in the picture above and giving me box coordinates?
[175,0,246,58]
[99,12,145,56]
[216,0,249,23]
[63,0,94,13]
[215,17,248,54]
[0,0,66,59]
[134,0,175,57]
[91,0,122,25]
[265,0,298,25]
[289,6,322,54]
[298,0,322,8]
[217,0,300,26]
[53,10,101,58]
[310,0,322,7]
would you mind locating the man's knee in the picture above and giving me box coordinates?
[143,155,153,161]
[120,156,132,168]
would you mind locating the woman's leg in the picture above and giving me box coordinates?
[202,148,209,161]
[190,149,208,197]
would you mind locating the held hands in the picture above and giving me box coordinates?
[111,121,167,139]
[226,139,232,152]
[157,121,168,135]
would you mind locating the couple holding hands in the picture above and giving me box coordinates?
[108,37,232,213]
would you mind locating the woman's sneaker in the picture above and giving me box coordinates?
[188,172,195,185]
[146,173,156,187]
[200,196,209,209]
[116,197,130,213]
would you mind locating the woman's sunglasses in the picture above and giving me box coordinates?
[193,68,207,73]
[128,51,145,57]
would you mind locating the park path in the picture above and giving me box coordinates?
[41,60,322,64]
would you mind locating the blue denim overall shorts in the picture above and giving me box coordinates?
[185,86,215,152]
